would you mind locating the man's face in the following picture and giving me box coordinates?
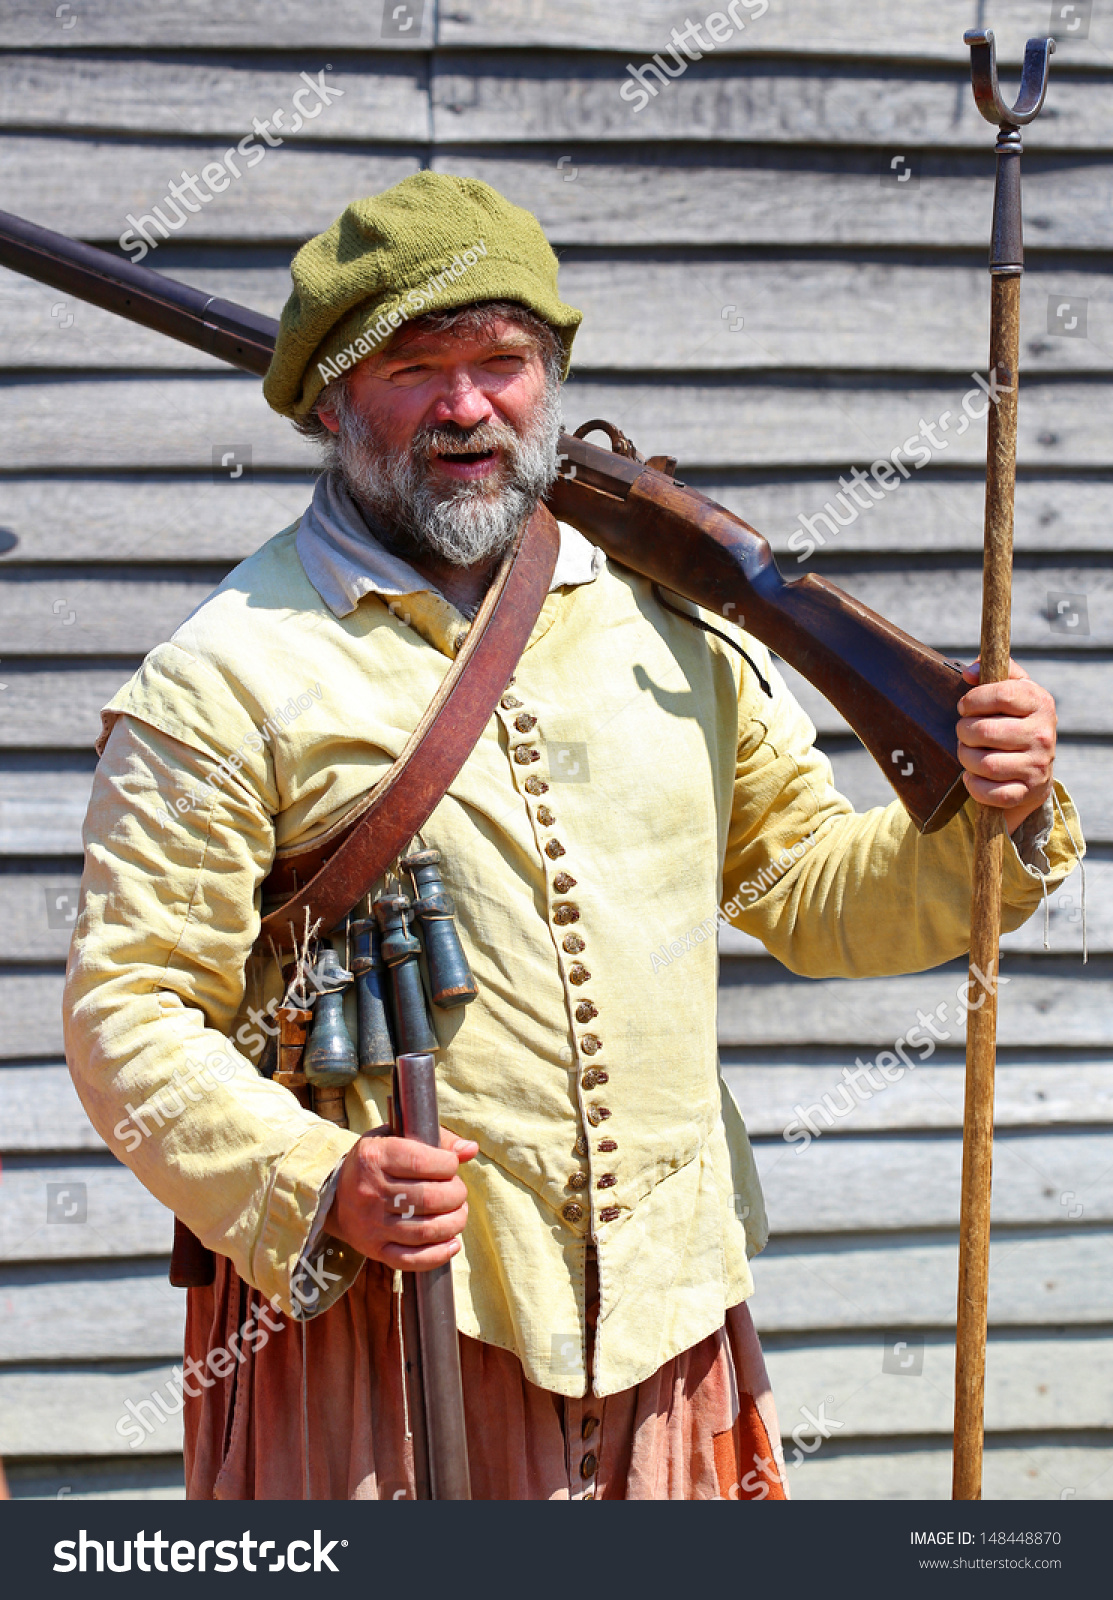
[317,311,561,568]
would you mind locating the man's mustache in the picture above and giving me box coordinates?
[414,420,522,467]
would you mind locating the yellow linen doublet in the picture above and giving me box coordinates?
[63,522,1082,1395]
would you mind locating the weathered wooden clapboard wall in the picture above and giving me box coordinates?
[1,0,1110,1500]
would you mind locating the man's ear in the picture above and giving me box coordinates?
[317,407,341,436]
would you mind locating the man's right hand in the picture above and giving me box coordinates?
[326,1127,478,1272]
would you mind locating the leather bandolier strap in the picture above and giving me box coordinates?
[169,502,560,1290]
[259,500,561,945]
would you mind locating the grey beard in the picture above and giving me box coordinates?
[327,385,562,568]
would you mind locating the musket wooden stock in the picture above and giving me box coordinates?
[0,206,967,833]
[550,437,967,833]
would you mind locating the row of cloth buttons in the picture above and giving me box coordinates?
[497,681,620,1233]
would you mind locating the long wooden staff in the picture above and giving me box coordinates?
[953,30,1055,1502]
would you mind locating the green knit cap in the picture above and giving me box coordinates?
[263,172,582,419]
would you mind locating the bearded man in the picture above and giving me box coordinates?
[64,174,1081,1501]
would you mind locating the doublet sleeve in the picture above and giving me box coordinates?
[720,645,1084,977]
[63,645,363,1318]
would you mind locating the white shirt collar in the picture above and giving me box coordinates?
[296,471,603,620]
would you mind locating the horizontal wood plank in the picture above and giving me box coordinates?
[564,376,1113,475]
[751,1227,1113,1332]
[753,1128,1113,1233]
[808,566,1113,652]
[3,881,84,960]
[823,740,1107,836]
[5,1455,184,1499]
[0,664,149,750]
[0,570,232,655]
[433,151,1113,250]
[431,54,1113,149]
[439,1,1113,64]
[5,1223,1108,1364]
[0,760,97,857]
[5,52,1109,154]
[3,973,66,1058]
[9,372,1113,474]
[779,657,1113,738]
[1,0,1100,60]
[0,54,427,140]
[0,137,418,244]
[0,475,312,564]
[0,1261,181,1361]
[790,1438,1113,1500]
[1,374,312,471]
[764,1331,1113,1439]
[0,0,434,49]
[7,258,1113,378]
[719,958,1109,1052]
[0,1155,173,1261]
[708,476,1113,559]
[0,1062,100,1150]
[0,261,290,375]
[0,1362,183,1456]
[2,1339,1108,1469]
[560,259,1113,376]
[726,1055,1113,1139]
[3,140,1112,250]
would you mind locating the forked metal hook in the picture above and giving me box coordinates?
[964,30,1055,129]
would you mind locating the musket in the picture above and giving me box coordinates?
[953,30,1055,1504]
[0,207,970,833]
[390,1051,472,1501]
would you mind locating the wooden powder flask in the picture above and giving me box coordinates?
[373,890,440,1054]
[349,914,396,1073]
[401,845,479,1009]
[953,29,1055,1505]
[301,945,359,1127]
[273,1004,313,1110]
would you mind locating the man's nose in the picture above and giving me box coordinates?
[429,372,494,430]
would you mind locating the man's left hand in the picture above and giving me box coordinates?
[957,659,1057,834]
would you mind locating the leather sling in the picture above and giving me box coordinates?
[259,500,561,945]
[170,502,561,1288]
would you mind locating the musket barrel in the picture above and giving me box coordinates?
[0,205,277,374]
[394,1052,472,1501]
